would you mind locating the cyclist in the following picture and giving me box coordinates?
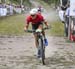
[37,6,43,14]
[24,8,49,57]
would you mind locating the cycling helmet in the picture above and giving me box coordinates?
[30,8,37,15]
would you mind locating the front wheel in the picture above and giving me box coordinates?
[38,38,45,65]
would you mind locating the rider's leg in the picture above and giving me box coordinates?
[38,24,48,46]
[42,31,46,39]
[33,33,41,58]
[33,33,38,48]
[42,30,48,46]
[32,24,38,48]
[38,24,46,39]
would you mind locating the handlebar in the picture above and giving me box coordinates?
[24,27,49,33]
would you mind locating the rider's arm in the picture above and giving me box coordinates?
[24,23,29,31]
[44,21,49,28]
[24,17,30,31]
[40,15,49,28]
[42,18,49,28]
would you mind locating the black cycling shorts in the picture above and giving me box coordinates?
[32,22,43,32]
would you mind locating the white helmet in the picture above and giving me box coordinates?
[30,8,37,15]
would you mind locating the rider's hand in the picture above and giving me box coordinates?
[46,26,49,29]
[24,27,28,32]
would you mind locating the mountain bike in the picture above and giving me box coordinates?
[25,27,48,65]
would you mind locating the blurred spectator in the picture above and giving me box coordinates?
[7,4,14,15]
[14,5,22,14]
[0,3,30,17]
[0,3,7,16]
[61,0,69,11]
[0,3,2,16]
[58,7,65,23]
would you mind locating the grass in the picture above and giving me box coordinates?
[0,14,25,36]
[0,14,64,36]
[47,21,64,36]
[0,0,65,36]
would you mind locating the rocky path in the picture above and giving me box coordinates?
[0,35,75,69]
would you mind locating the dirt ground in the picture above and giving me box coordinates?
[0,35,75,69]
[0,1,75,68]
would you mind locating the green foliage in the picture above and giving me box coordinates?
[42,0,60,6]
[1,0,31,6]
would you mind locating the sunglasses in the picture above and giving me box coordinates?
[31,15,35,17]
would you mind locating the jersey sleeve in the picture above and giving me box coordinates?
[40,15,45,21]
[26,16,30,24]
